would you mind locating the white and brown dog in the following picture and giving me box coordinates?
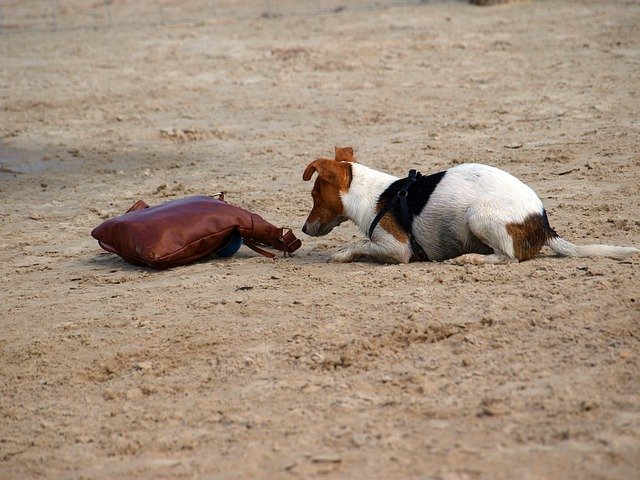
[302,147,639,264]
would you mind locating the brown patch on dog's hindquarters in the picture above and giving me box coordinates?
[506,213,548,261]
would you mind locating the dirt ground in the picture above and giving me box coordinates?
[1,1,639,478]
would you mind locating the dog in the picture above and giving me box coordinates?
[302,147,639,264]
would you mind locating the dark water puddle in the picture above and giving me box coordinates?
[0,142,65,179]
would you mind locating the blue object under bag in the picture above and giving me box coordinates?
[216,230,243,257]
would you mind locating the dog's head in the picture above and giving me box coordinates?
[302,147,354,236]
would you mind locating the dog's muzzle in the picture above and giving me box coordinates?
[302,220,321,236]
[302,217,346,236]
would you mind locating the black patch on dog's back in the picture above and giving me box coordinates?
[377,170,446,231]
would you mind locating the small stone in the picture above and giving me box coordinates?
[40,420,54,430]
[136,361,153,371]
[479,398,510,416]
[311,454,342,463]
[351,433,367,447]
[103,360,119,375]
[141,385,156,396]
[301,383,321,393]
[579,400,598,411]
[126,387,143,400]
[406,373,425,384]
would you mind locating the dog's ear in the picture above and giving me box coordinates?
[334,146,354,163]
[303,159,351,188]
[303,159,324,181]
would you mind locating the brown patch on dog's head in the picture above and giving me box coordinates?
[302,154,353,236]
[506,213,547,261]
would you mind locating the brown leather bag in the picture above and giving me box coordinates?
[91,194,301,269]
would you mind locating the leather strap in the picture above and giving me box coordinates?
[244,228,302,259]
[280,229,302,255]
[367,170,429,261]
[243,221,302,259]
[243,239,277,259]
[369,169,418,239]
[126,200,149,213]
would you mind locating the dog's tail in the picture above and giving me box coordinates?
[547,236,639,260]
[543,212,639,260]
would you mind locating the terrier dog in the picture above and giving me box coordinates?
[302,147,639,264]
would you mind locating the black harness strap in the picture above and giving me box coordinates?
[368,170,429,261]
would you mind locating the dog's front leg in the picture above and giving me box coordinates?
[329,239,411,264]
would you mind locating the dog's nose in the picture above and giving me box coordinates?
[302,223,308,234]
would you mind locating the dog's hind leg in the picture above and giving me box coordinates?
[448,252,518,265]
[448,200,540,265]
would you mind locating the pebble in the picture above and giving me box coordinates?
[136,361,153,371]
[126,387,143,400]
[351,433,367,447]
[141,385,156,396]
[479,398,510,416]
[311,454,342,464]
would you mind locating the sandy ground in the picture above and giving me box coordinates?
[1,1,640,478]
